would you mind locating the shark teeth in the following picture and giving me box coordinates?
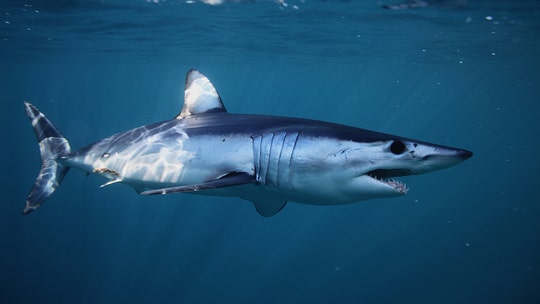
[386,179,409,194]
[368,174,409,194]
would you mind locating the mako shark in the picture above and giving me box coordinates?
[23,69,472,216]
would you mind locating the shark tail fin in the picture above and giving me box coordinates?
[23,102,71,215]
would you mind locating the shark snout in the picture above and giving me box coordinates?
[423,148,472,161]
[457,149,473,160]
[414,147,473,175]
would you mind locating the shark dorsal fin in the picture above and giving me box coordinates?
[176,69,227,119]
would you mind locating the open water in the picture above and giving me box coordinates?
[1,0,539,303]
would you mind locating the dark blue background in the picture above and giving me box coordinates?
[1,1,539,303]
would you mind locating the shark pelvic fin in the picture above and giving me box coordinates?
[247,198,287,217]
[140,172,255,195]
[176,69,227,119]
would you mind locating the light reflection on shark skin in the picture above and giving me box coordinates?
[23,69,472,217]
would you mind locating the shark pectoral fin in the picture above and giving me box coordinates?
[140,172,255,195]
[247,198,287,217]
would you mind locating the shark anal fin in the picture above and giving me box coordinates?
[141,172,255,195]
[247,197,287,217]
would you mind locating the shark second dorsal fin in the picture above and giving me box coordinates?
[175,69,227,119]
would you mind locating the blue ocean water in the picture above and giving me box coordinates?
[1,0,539,303]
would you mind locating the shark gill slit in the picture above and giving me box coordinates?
[268,132,285,187]
[278,132,299,189]
[275,133,286,188]
[260,133,272,185]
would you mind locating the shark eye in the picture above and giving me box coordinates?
[390,140,406,155]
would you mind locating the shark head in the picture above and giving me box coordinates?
[337,136,473,200]
[260,126,472,205]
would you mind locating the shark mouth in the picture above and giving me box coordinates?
[367,169,412,194]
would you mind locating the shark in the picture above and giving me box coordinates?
[23,69,472,216]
